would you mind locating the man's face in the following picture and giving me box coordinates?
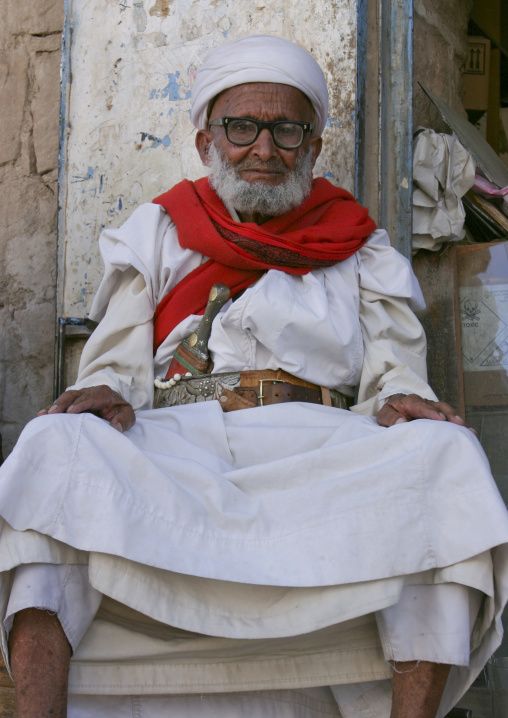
[195,83,322,222]
[196,82,322,186]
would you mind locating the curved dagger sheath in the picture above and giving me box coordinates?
[164,283,231,379]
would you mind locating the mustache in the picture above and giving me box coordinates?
[214,153,289,175]
[205,143,290,175]
[235,158,287,171]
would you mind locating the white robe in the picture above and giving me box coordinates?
[1,203,508,718]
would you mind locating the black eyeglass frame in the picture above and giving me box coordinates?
[208,117,313,149]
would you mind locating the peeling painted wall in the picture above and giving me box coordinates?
[59,0,358,319]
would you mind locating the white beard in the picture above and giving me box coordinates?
[207,143,314,217]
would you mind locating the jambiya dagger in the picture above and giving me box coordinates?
[154,283,231,390]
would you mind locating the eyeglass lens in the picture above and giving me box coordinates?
[227,119,304,148]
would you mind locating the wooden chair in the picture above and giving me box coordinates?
[0,656,15,717]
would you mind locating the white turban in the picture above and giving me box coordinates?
[191,35,329,136]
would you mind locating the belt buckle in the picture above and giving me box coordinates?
[258,378,284,406]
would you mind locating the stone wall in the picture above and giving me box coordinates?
[0,0,64,457]
[0,0,470,458]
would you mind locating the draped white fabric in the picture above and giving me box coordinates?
[78,204,431,416]
[0,204,508,717]
[67,687,343,718]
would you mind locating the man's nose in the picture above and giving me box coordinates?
[249,128,277,158]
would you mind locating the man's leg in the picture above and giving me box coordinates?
[377,583,483,718]
[9,608,71,718]
[390,660,451,718]
[4,563,103,717]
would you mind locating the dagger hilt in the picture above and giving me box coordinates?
[160,283,231,383]
[185,283,231,361]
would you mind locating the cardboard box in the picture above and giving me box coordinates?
[463,36,491,111]
[457,242,508,407]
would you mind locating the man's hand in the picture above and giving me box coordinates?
[37,385,135,433]
[376,393,468,429]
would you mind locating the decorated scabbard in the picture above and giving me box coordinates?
[163,283,231,380]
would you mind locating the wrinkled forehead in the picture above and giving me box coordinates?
[207,82,315,122]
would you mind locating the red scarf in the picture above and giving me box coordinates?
[152,177,376,351]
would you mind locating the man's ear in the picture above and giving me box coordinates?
[196,130,213,166]
[309,136,323,168]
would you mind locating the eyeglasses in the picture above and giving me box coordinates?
[208,117,313,150]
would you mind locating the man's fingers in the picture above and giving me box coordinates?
[102,404,136,432]
[37,391,81,416]
[378,394,470,428]
[376,403,406,427]
[66,395,106,414]
[36,386,136,431]
[432,402,474,430]
[385,395,448,421]
[432,401,466,425]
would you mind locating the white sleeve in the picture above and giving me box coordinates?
[67,203,205,410]
[351,231,438,416]
[89,203,203,321]
[67,267,155,411]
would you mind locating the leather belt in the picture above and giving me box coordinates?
[153,369,352,412]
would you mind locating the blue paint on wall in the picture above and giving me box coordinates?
[150,72,191,102]
[73,165,98,185]
[326,116,344,128]
[163,72,191,101]
[138,132,171,149]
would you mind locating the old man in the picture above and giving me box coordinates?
[1,35,508,718]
